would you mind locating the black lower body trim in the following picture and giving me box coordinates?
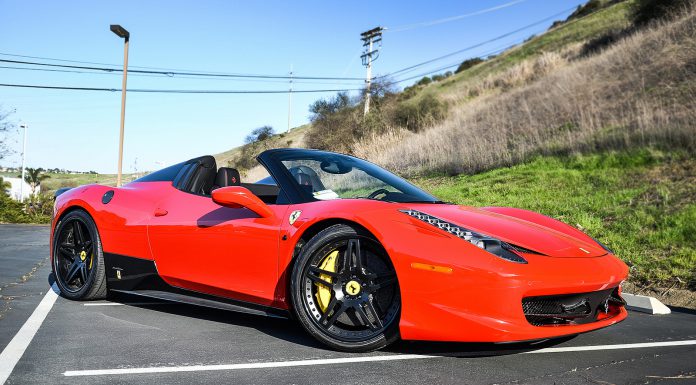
[103,252,288,319]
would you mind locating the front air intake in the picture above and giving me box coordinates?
[522,287,625,326]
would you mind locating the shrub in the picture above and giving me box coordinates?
[309,92,351,121]
[431,74,445,82]
[415,76,432,86]
[305,107,361,153]
[569,0,605,20]
[392,94,448,132]
[24,193,52,222]
[633,0,693,25]
[0,177,35,223]
[244,125,275,144]
[455,58,484,74]
[237,141,264,170]
[305,92,358,153]
[0,193,29,223]
[579,28,631,57]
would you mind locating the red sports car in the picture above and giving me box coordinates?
[51,148,628,352]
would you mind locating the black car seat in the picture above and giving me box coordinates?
[212,167,241,190]
[189,164,216,196]
[288,166,326,193]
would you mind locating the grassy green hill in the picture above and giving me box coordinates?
[407,0,635,103]
[415,149,695,289]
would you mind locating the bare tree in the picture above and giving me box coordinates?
[0,106,17,161]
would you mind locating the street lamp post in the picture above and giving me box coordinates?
[19,123,27,201]
[110,24,130,187]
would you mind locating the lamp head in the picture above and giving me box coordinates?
[110,24,130,39]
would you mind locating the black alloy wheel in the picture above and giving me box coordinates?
[52,210,107,300]
[291,224,400,352]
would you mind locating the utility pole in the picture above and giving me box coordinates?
[19,123,27,201]
[287,64,293,133]
[360,26,383,116]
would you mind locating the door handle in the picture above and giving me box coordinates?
[154,208,168,217]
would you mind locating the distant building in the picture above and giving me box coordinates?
[3,177,39,201]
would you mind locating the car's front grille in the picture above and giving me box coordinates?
[522,287,624,326]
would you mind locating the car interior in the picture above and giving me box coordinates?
[176,156,283,204]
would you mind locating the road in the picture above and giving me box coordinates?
[1,224,695,384]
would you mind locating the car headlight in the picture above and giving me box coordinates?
[400,209,528,264]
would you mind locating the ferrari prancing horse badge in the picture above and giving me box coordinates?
[289,210,302,225]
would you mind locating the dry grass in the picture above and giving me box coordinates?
[354,8,696,176]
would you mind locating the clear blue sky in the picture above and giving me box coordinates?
[0,0,584,173]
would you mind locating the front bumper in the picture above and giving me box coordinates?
[385,222,629,342]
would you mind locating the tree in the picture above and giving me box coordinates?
[244,125,275,144]
[364,77,397,101]
[0,105,17,161]
[21,167,50,195]
[309,92,352,122]
[0,176,10,195]
[416,76,432,86]
[455,58,484,74]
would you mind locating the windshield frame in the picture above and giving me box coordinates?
[257,148,440,204]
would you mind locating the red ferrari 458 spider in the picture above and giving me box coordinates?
[51,148,628,352]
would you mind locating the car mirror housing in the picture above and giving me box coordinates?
[211,186,274,218]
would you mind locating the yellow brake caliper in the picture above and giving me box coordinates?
[315,250,339,313]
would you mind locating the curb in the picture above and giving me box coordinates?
[623,293,671,315]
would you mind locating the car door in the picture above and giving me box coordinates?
[147,185,287,307]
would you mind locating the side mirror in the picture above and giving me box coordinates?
[211,186,274,218]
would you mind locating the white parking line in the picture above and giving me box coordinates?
[64,354,435,376]
[524,340,696,354]
[0,283,59,385]
[63,340,696,377]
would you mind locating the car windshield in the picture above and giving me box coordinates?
[278,152,442,203]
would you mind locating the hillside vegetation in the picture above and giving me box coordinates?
[415,149,695,289]
[223,0,696,179]
[355,1,696,175]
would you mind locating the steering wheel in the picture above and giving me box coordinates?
[367,188,391,200]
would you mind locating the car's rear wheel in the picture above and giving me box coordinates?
[52,209,107,300]
[290,224,400,352]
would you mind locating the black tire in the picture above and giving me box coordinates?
[290,224,400,352]
[52,209,107,300]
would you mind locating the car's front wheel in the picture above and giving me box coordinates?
[290,224,400,352]
[52,209,107,300]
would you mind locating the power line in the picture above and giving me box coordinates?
[384,38,524,80]
[0,51,303,76]
[391,45,514,84]
[0,83,362,94]
[389,2,620,85]
[0,64,365,85]
[378,5,578,79]
[0,58,365,81]
[387,0,527,33]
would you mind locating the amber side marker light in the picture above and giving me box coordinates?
[411,262,453,274]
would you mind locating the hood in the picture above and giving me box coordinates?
[403,204,606,258]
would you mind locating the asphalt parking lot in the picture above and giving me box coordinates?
[1,224,695,385]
